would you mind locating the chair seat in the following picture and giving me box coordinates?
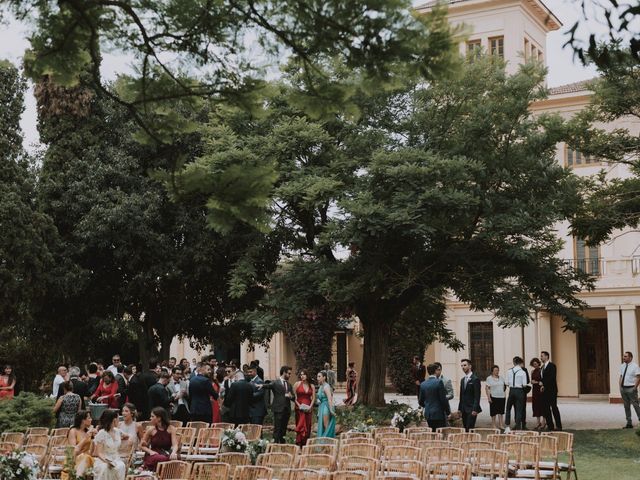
[183,454,218,461]
[539,461,571,470]
[515,469,556,478]
[196,447,219,454]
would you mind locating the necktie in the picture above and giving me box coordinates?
[623,363,629,386]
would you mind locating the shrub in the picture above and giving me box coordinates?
[0,393,55,433]
[335,401,413,432]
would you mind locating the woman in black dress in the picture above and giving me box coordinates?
[530,358,547,430]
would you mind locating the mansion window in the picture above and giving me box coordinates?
[467,39,482,60]
[524,38,543,62]
[489,36,504,58]
[575,237,601,276]
[566,148,600,167]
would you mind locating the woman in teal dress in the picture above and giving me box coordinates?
[316,371,336,438]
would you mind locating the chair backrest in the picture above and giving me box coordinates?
[186,421,208,432]
[382,445,421,461]
[190,462,230,480]
[487,434,521,450]
[26,427,50,436]
[449,432,481,445]
[372,427,400,437]
[176,427,197,454]
[1,432,24,445]
[468,448,509,479]
[504,441,539,469]
[233,465,273,480]
[281,468,329,480]
[302,444,337,457]
[338,443,379,460]
[374,433,404,444]
[170,420,183,429]
[26,434,49,446]
[407,431,443,442]
[337,456,378,480]
[543,431,573,453]
[256,452,294,478]
[216,452,250,475]
[416,439,452,455]
[423,446,464,463]
[403,426,432,436]
[48,435,68,448]
[50,428,69,437]
[379,437,415,448]
[435,427,465,438]
[195,427,225,451]
[462,440,492,455]
[211,422,235,430]
[307,437,339,446]
[339,432,372,441]
[470,428,500,440]
[331,472,367,480]
[157,460,191,480]
[266,443,299,456]
[425,461,471,480]
[538,436,559,460]
[238,424,263,441]
[23,444,48,467]
[296,454,335,471]
[340,437,375,446]
[380,459,423,479]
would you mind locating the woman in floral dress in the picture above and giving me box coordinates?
[53,381,81,428]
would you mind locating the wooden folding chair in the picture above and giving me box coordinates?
[543,432,576,480]
[302,444,337,458]
[382,445,421,461]
[337,456,378,480]
[51,428,69,437]
[26,434,50,446]
[239,424,263,441]
[157,460,191,480]
[233,465,273,480]
[170,420,184,429]
[423,446,464,465]
[296,454,335,471]
[193,427,224,455]
[281,468,330,480]
[407,431,443,442]
[45,445,69,478]
[448,433,481,445]
[190,462,230,480]
[338,443,380,460]
[470,428,500,440]
[529,435,559,480]
[186,421,209,432]
[1,432,25,446]
[468,448,508,480]
[26,427,50,436]
[266,443,299,457]
[175,427,197,455]
[379,460,423,480]
[435,427,465,438]
[461,440,492,457]
[48,435,68,448]
[424,461,471,480]
[504,441,544,479]
[256,452,294,478]
[372,427,400,437]
[487,434,520,450]
[216,452,250,477]
[332,472,367,480]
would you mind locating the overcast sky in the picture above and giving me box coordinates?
[0,0,614,150]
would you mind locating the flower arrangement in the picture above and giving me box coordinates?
[247,439,269,464]
[350,418,375,433]
[221,429,248,453]
[0,450,39,480]
[390,406,422,432]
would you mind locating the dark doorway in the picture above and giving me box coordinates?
[469,322,494,380]
[336,331,347,382]
[579,319,609,394]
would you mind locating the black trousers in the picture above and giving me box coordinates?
[543,391,562,430]
[273,409,291,443]
[190,412,212,424]
[250,415,265,425]
[232,416,250,427]
[427,419,445,432]
[461,411,478,431]
[505,389,525,429]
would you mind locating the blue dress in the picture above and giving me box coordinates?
[316,385,336,438]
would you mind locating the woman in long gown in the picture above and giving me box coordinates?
[529,358,547,430]
[211,369,224,424]
[141,407,179,471]
[93,410,126,480]
[0,365,16,400]
[64,411,95,480]
[344,362,357,406]
[316,371,336,438]
[293,370,315,446]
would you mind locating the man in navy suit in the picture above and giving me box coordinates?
[248,366,266,425]
[540,351,562,431]
[419,363,451,431]
[189,363,218,423]
[457,358,482,431]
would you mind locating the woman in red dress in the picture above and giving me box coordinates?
[529,358,547,430]
[293,370,315,447]
[211,368,224,424]
[0,365,16,400]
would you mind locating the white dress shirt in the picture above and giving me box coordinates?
[620,362,640,387]
[507,366,527,388]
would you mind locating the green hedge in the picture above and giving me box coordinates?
[0,392,55,433]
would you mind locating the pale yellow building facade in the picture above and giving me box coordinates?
[175,0,640,402]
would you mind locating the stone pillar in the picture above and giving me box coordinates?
[606,306,622,401]
[620,305,639,357]
[537,311,552,354]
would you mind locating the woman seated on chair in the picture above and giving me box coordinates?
[62,411,95,480]
[93,409,127,480]
[140,407,179,471]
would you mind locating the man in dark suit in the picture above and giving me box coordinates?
[250,360,265,381]
[141,360,160,391]
[540,351,562,431]
[457,358,482,431]
[248,366,266,425]
[224,376,254,426]
[262,365,293,443]
[189,363,218,423]
[128,367,150,420]
[419,363,450,431]
[148,371,172,411]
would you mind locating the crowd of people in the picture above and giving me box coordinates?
[416,352,563,432]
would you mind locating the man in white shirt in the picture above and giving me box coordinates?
[619,351,640,428]
[504,356,527,431]
[51,365,68,398]
[106,355,122,376]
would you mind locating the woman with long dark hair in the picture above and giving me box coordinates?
[93,410,126,480]
[212,368,225,424]
[316,371,336,438]
[293,369,315,446]
[344,362,357,406]
[0,365,16,400]
[66,411,95,478]
[141,407,179,471]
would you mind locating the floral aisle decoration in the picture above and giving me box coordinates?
[247,439,269,464]
[349,417,375,433]
[221,429,248,453]
[390,406,423,432]
[0,450,39,480]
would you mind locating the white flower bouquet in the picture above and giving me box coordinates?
[390,406,422,432]
[221,429,248,452]
[0,450,39,480]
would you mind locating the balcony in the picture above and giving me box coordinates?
[562,258,604,276]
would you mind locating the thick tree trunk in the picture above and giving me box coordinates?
[358,314,393,406]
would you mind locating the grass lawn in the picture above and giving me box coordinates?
[572,429,640,480]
